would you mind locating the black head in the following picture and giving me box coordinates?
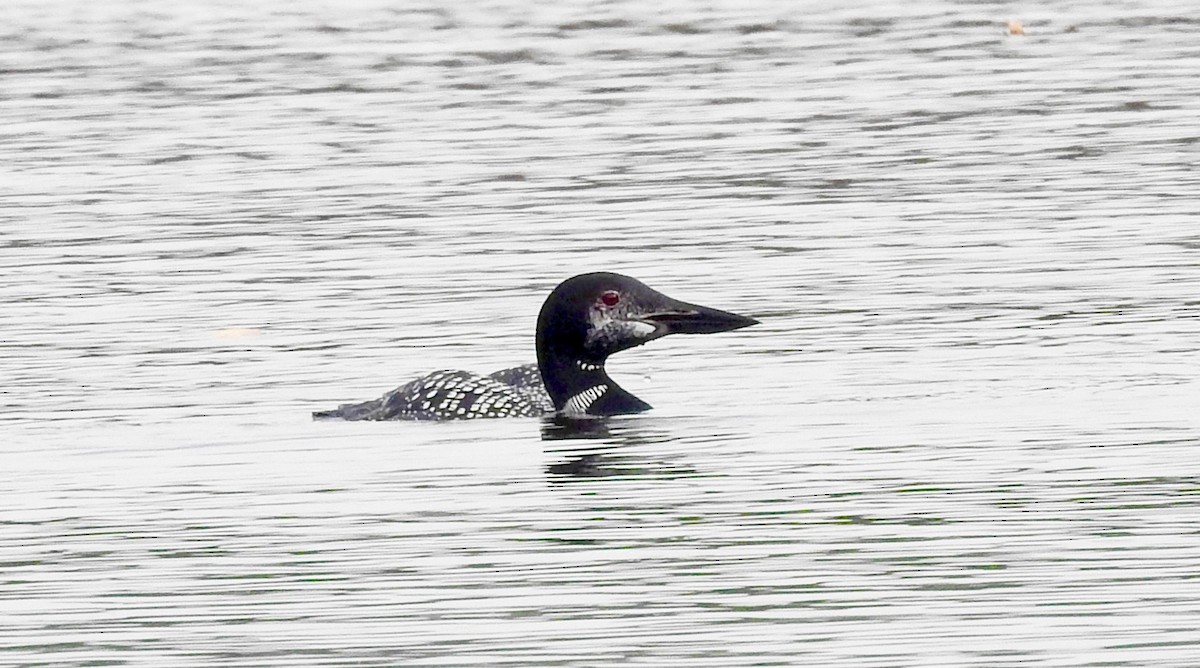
[535,272,758,415]
[536,272,758,362]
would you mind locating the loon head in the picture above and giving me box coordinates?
[535,272,758,417]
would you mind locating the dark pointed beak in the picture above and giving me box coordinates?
[641,302,759,335]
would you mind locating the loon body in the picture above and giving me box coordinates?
[313,272,757,421]
[312,364,552,420]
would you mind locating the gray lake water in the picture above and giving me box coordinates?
[3,0,1200,665]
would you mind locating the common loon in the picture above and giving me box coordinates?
[313,272,758,421]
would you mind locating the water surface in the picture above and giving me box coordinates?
[2,0,1199,665]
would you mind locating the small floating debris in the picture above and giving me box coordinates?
[1006,19,1024,36]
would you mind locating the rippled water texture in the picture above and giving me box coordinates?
[3,0,1199,665]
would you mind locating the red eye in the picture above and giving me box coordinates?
[600,290,620,307]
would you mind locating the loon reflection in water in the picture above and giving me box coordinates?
[313,272,758,421]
